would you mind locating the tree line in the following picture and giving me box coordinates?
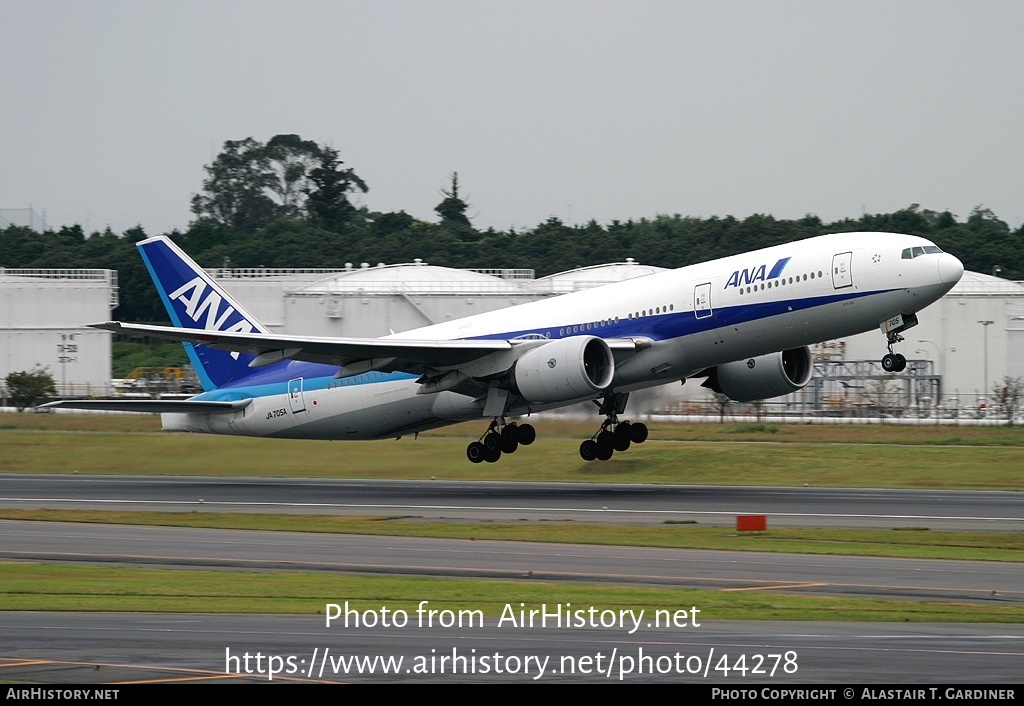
[2,133,1023,324]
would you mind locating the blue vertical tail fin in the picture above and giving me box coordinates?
[137,236,267,391]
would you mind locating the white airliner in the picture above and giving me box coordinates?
[44,232,963,462]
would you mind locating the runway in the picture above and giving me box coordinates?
[3,474,1022,684]
[1,614,1021,683]
[3,520,1022,603]
[2,474,1022,530]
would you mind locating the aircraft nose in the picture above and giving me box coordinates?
[938,253,964,284]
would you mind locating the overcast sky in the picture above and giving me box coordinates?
[3,1,1023,236]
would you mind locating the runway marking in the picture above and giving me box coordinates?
[723,582,827,592]
[0,657,334,684]
[0,659,50,668]
[118,674,241,684]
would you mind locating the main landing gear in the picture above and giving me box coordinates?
[466,419,536,463]
[881,332,908,373]
[578,392,648,462]
[579,419,648,461]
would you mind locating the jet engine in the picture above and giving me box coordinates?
[511,336,615,404]
[711,346,813,403]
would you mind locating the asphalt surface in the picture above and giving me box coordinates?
[3,520,1022,603]
[2,474,1021,684]
[2,474,1022,530]
[1,614,1021,683]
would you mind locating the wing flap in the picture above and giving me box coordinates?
[88,323,652,380]
[89,321,515,374]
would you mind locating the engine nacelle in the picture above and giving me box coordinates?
[714,346,813,403]
[511,336,615,404]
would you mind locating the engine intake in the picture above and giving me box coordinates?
[712,346,813,403]
[511,336,615,404]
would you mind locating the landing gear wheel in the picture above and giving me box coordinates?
[579,439,598,461]
[484,445,502,463]
[596,444,614,461]
[466,442,486,464]
[882,328,908,373]
[517,423,536,445]
[500,424,519,453]
[629,422,649,444]
[612,423,632,452]
[483,432,501,452]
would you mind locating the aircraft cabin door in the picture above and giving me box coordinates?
[832,252,853,289]
[288,377,306,413]
[694,282,713,319]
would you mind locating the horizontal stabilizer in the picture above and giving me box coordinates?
[39,399,252,414]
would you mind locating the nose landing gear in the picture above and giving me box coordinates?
[881,332,908,373]
[879,313,918,373]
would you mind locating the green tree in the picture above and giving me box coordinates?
[191,135,366,232]
[190,137,278,230]
[305,145,368,229]
[711,391,732,423]
[264,134,324,219]
[967,205,1010,233]
[5,367,57,411]
[435,172,472,228]
[992,376,1024,425]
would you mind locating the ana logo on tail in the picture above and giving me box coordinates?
[169,277,257,334]
[168,277,257,359]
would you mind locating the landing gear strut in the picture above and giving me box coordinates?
[881,332,907,373]
[466,419,536,464]
[579,392,649,462]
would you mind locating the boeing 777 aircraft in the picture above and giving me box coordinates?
[44,232,963,462]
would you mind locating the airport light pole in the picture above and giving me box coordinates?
[977,320,994,400]
[917,338,944,403]
[917,339,940,372]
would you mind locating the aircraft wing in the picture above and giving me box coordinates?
[89,321,647,377]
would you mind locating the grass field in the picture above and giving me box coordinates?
[3,413,1021,622]
[2,414,1022,488]
[2,563,1020,622]
[6,411,1024,443]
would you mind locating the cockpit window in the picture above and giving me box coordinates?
[902,245,944,259]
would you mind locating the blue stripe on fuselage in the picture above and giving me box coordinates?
[465,287,892,343]
[188,287,893,401]
[191,360,419,401]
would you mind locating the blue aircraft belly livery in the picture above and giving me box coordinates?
[44,232,963,462]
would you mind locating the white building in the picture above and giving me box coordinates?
[0,268,117,398]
